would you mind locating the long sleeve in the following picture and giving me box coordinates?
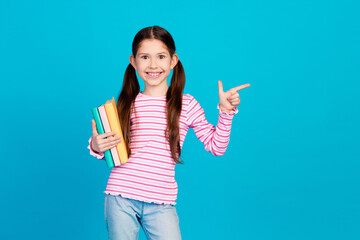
[187,96,238,156]
[89,92,238,205]
[87,137,105,159]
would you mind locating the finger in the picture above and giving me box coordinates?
[100,139,120,149]
[228,98,240,104]
[104,136,122,144]
[101,144,118,153]
[231,83,251,93]
[99,131,118,139]
[218,80,224,95]
[229,95,240,102]
[100,135,119,142]
[230,99,241,105]
[92,119,99,136]
[228,93,239,100]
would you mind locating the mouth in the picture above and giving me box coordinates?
[146,71,163,78]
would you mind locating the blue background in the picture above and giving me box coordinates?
[1,0,359,239]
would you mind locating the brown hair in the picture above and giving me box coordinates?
[117,26,185,164]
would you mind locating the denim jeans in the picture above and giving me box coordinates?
[104,193,182,240]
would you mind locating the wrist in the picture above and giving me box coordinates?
[90,138,100,153]
[219,105,232,113]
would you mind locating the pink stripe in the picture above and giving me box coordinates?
[138,98,167,102]
[219,114,233,120]
[116,166,174,177]
[131,133,168,138]
[213,139,225,149]
[131,117,188,127]
[195,129,214,140]
[212,137,229,144]
[215,131,230,138]
[131,139,166,145]
[188,98,197,113]
[131,156,175,166]
[202,131,214,144]
[131,116,167,121]
[132,120,188,126]
[132,128,166,131]
[216,125,228,132]
[111,172,175,183]
[132,145,169,152]
[125,161,174,171]
[140,151,172,158]
[193,124,213,132]
[218,122,232,127]
[212,148,224,155]
[189,111,203,124]
[137,97,166,101]
[193,121,209,127]
[131,127,189,132]
[105,189,175,202]
[132,121,166,126]
[219,117,231,123]
[109,177,177,189]
[131,144,171,158]
[133,110,166,114]
[131,133,187,138]
[107,184,177,196]
[135,103,166,107]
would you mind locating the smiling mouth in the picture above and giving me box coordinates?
[146,72,163,78]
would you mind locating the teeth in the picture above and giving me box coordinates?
[148,72,161,77]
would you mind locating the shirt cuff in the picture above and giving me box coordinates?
[217,104,239,116]
[88,137,105,159]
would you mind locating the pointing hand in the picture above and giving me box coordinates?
[218,80,250,113]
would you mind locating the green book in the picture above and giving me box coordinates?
[91,107,115,168]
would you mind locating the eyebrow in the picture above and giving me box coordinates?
[138,52,168,55]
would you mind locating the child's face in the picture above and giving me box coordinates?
[130,39,178,91]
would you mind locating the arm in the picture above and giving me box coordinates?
[187,96,238,156]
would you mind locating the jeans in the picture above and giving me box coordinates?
[104,193,182,240]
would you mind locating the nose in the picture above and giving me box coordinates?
[149,58,157,68]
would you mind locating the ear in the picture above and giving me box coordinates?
[129,54,137,70]
[170,53,179,69]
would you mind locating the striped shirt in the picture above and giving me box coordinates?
[87,91,238,205]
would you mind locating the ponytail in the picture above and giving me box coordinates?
[117,64,140,158]
[166,60,185,164]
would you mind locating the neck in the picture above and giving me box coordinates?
[142,85,169,97]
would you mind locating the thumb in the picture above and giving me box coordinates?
[218,80,224,95]
[91,119,99,136]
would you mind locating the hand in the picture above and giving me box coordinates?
[218,80,250,113]
[91,119,122,153]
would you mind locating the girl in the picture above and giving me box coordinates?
[87,26,250,240]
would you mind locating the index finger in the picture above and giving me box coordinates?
[232,83,251,92]
[99,131,118,139]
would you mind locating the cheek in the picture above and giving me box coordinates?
[137,65,147,73]
[165,61,173,71]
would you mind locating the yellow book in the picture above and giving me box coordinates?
[104,97,128,164]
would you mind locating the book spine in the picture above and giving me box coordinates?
[91,107,115,168]
[104,97,128,163]
[98,105,121,166]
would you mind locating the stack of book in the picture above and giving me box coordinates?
[91,97,128,168]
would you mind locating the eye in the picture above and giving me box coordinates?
[159,55,166,59]
[141,56,148,59]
